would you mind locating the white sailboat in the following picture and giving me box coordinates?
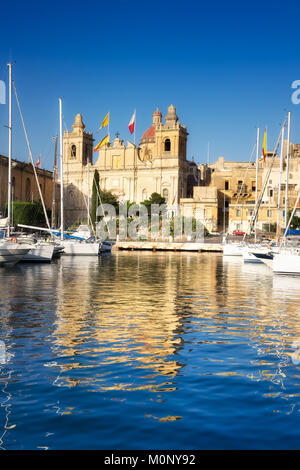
[0,63,31,266]
[271,171,300,275]
[253,112,300,274]
[65,224,112,253]
[11,69,54,263]
[243,120,286,263]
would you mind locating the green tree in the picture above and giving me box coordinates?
[90,169,100,228]
[288,210,300,229]
[119,199,135,213]
[141,192,166,215]
[7,201,50,227]
[99,189,119,212]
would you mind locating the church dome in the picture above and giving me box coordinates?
[140,125,155,144]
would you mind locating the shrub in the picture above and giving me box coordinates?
[7,201,50,227]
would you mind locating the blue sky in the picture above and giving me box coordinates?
[0,0,300,170]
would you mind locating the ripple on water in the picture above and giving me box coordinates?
[0,252,300,449]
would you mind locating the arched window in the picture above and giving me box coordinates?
[164,139,171,152]
[163,188,169,202]
[142,189,148,201]
[25,178,31,202]
[71,145,76,158]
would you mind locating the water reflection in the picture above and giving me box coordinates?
[0,252,300,449]
[52,254,194,389]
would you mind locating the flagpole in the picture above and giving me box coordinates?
[266,126,267,161]
[134,109,136,146]
[108,111,110,142]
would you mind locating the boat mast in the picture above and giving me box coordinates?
[284,111,291,238]
[51,136,58,228]
[7,62,12,237]
[276,125,284,243]
[87,161,90,226]
[254,127,259,242]
[59,98,64,241]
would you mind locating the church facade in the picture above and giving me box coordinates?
[62,105,198,226]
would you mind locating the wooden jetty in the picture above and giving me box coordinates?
[115,240,223,252]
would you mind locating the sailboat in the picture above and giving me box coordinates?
[10,66,54,263]
[243,119,287,263]
[252,112,299,273]
[0,62,31,266]
[271,181,300,275]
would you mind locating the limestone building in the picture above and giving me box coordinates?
[63,105,198,226]
[0,154,54,218]
[194,145,300,234]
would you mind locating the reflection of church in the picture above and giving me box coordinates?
[63,105,198,225]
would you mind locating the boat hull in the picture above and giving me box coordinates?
[0,243,31,266]
[100,242,112,253]
[243,247,272,264]
[62,241,101,256]
[22,244,54,262]
[223,244,244,256]
[273,252,300,275]
[242,251,263,263]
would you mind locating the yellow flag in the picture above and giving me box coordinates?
[262,128,267,162]
[99,112,109,129]
[94,134,109,152]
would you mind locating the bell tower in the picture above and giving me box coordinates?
[63,114,94,166]
[63,114,94,227]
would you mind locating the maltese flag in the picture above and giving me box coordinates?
[128,110,136,135]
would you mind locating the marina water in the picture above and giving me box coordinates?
[0,252,300,449]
